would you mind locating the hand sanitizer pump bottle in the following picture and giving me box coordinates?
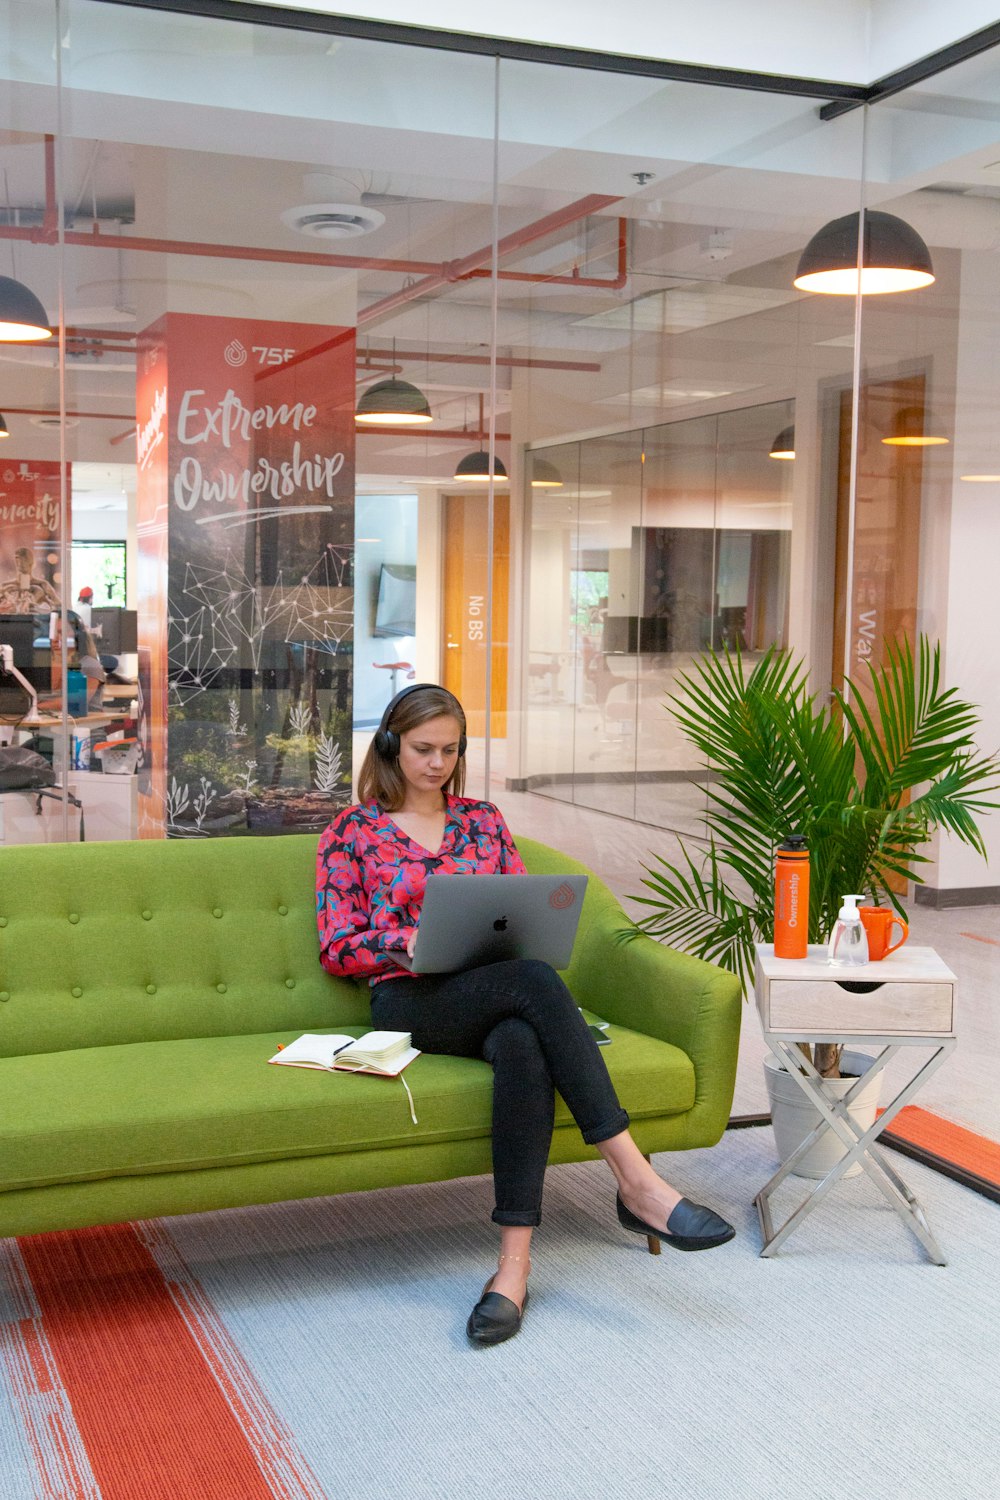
[827,895,869,967]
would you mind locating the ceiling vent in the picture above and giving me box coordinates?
[281,171,385,240]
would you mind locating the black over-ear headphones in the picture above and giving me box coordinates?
[373,682,468,760]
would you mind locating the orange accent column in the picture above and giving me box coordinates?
[442,491,509,738]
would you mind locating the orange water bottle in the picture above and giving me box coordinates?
[774,834,809,959]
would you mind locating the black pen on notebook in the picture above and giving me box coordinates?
[331,1038,359,1057]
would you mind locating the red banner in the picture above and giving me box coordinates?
[0,459,69,614]
[136,313,355,838]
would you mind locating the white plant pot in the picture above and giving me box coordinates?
[763,1050,882,1179]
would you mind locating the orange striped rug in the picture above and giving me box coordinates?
[2,1221,325,1500]
[880,1105,1000,1191]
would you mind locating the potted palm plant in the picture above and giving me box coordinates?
[632,637,998,1165]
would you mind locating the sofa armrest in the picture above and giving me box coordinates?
[569,907,743,1143]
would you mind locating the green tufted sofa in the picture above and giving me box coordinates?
[0,831,741,1240]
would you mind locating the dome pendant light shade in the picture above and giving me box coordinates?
[881,406,948,447]
[454,450,508,483]
[355,376,432,425]
[0,413,8,438]
[0,275,53,341]
[530,457,563,488]
[794,211,935,296]
[769,425,795,460]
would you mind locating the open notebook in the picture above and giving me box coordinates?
[267,1030,420,1078]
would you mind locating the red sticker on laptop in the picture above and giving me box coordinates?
[549,882,577,910]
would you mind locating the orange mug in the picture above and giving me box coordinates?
[859,906,908,961]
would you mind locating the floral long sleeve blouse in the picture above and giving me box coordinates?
[316,794,527,984]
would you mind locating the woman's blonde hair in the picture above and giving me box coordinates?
[358,684,467,810]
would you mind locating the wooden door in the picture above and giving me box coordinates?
[442,492,508,738]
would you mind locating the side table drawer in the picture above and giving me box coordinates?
[766,980,954,1034]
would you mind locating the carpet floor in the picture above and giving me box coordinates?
[1,1128,998,1500]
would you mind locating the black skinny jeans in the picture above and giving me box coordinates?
[371,958,629,1226]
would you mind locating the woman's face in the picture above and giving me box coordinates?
[397,714,462,796]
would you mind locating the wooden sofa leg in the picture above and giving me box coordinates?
[643,1154,661,1255]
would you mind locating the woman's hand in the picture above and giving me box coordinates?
[406,929,418,958]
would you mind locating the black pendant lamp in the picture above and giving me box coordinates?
[454,449,508,483]
[355,339,432,425]
[454,395,507,482]
[0,275,52,341]
[881,406,948,447]
[355,376,432,425]
[530,457,563,488]
[0,413,8,439]
[769,425,795,460]
[794,211,934,296]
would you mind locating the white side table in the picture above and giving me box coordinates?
[754,943,957,1263]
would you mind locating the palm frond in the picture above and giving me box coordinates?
[637,635,1000,971]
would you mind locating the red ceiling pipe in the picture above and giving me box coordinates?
[356,427,510,441]
[1,406,133,420]
[357,193,623,327]
[362,348,600,372]
[4,143,628,297]
[0,218,628,290]
[460,216,628,290]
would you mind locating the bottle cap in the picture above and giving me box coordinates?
[778,834,808,853]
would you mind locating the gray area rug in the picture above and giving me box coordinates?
[151,1127,1000,1500]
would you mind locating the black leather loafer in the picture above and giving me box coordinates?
[466,1283,529,1346]
[617,1192,735,1251]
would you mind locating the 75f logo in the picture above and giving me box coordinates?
[253,346,296,366]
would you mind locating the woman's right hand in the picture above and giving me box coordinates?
[406,929,418,958]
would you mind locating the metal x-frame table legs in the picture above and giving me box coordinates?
[755,1036,957,1263]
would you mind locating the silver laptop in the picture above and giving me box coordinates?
[397,873,588,974]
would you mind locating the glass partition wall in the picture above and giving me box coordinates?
[2,0,998,866]
[504,60,861,830]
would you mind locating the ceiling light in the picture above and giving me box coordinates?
[282,172,385,240]
[0,413,8,438]
[281,202,385,240]
[960,471,1000,482]
[29,414,79,429]
[355,377,432,426]
[768,426,795,460]
[794,211,935,295]
[454,450,508,483]
[881,407,949,447]
[530,458,563,488]
[0,275,53,341]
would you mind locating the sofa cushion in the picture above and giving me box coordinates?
[0,1017,695,1193]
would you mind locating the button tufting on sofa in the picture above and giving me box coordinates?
[71,986,82,997]
[285,978,295,989]
[145,984,157,995]
[212,907,223,918]
[278,904,288,915]
[216,983,227,995]
[0,916,8,927]
[0,992,9,1003]
[68,913,80,924]
[142,910,152,921]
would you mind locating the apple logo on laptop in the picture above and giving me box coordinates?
[493,916,508,932]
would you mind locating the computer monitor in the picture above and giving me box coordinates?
[91,607,138,654]
[0,615,46,690]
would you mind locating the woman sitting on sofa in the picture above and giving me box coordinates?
[316,682,734,1347]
